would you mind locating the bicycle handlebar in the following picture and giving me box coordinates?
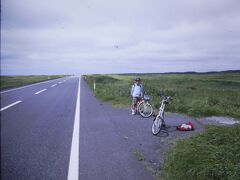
[161,95,173,103]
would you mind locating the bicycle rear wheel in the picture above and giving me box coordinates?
[152,116,162,135]
[138,102,153,118]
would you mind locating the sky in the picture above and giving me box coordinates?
[1,0,240,75]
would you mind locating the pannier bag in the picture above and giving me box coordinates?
[176,122,194,131]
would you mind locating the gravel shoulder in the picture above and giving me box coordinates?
[197,116,240,126]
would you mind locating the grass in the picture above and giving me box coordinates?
[162,125,240,180]
[133,149,145,161]
[84,73,240,119]
[0,75,66,90]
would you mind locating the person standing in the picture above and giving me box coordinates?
[130,78,143,115]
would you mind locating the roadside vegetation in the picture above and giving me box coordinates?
[0,75,66,90]
[84,73,240,119]
[163,125,240,180]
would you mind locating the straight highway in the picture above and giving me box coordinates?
[1,76,153,180]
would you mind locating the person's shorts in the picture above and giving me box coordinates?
[132,97,141,105]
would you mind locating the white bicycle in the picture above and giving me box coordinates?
[152,95,172,135]
[138,94,153,118]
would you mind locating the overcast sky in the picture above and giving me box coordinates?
[1,0,240,75]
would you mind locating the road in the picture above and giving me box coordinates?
[1,76,204,179]
[1,77,78,180]
[1,76,156,180]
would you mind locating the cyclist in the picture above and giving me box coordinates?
[130,77,143,115]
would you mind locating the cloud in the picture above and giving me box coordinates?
[1,0,240,75]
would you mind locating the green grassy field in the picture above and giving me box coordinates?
[84,73,240,119]
[163,125,240,180]
[0,75,66,90]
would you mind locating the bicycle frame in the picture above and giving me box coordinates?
[137,95,149,109]
[157,100,166,120]
[152,95,172,135]
[158,96,172,117]
[137,98,144,106]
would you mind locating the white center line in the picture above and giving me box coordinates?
[0,101,22,112]
[34,89,47,95]
[51,84,57,87]
[67,77,81,180]
[58,82,62,84]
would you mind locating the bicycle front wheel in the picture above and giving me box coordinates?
[138,102,153,118]
[152,116,162,135]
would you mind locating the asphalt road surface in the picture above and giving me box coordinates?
[1,76,155,180]
[1,77,78,180]
[1,76,204,180]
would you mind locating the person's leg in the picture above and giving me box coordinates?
[131,97,137,115]
[135,97,141,110]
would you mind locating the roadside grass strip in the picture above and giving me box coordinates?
[163,125,240,179]
[34,89,47,95]
[0,75,65,93]
[0,101,22,112]
[85,73,240,119]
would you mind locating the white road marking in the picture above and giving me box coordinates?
[67,77,81,180]
[58,82,62,84]
[51,84,57,87]
[34,89,47,95]
[0,78,64,94]
[0,101,22,112]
